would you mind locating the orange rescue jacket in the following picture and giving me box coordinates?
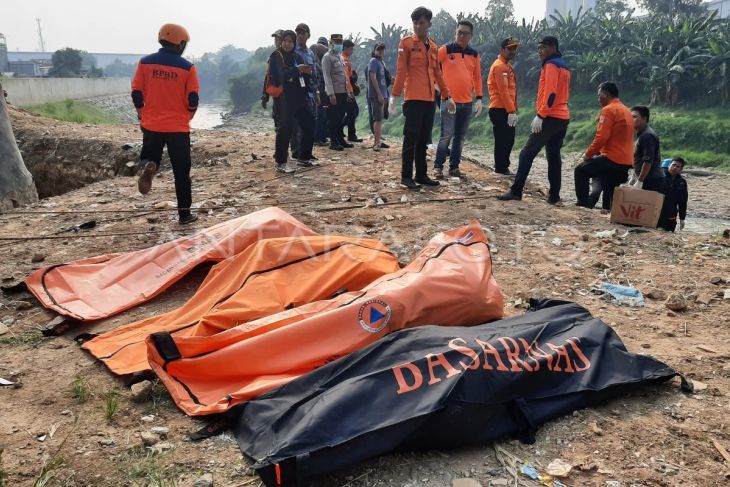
[487,54,518,113]
[437,43,482,104]
[131,48,200,133]
[391,34,450,102]
[535,54,570,120]
[584,98,635,166]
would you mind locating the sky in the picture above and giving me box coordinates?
[2,0,540,57]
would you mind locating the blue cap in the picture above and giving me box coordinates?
[317,36,328,46]
[662,158,672,168]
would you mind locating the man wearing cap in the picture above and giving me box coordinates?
[432,20,483,180]
[366,42,389,151]
[488,37,521,176]
[498,35,571,204]
[133,23,200,225]
[390,6,455,190]
[321,34,354,151]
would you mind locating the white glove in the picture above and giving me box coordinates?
[446,98,456,115]
[679,220,685,231]
[507,112,518,127]
[530,116,543,134]
[473,99,483,118]
[627,174,638,186]
[632,179,643,189]
[388,96,396,115]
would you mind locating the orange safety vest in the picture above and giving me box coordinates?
[535,55,571,120]
[131,48,200,133]
[438,43,483,104]
[487,54,518,113]
[584,98,635,165]
[391,34,450,102]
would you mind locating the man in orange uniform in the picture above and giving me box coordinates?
[133,23,200,225]
[389,6,455,190]
[487,37,521,176]
[498,36,570,204]
[574,81,634,209]
[432,20,483,180]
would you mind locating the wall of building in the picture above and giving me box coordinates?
[1,77,130,106]
[707,0,730,18]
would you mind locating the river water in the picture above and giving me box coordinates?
[191,103,227,130]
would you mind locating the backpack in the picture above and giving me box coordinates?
[264,51,284,98]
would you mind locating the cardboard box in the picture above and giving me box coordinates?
[610,186,665,228]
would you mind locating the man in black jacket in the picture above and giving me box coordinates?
[658,157,688,232]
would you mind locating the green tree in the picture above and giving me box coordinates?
[49,48,82,77]
[486,0,515,23]
[104,59,137,78]
[639,0,707,16]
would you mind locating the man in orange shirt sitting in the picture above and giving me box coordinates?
[574,81,634,209]
[389,6,455,190]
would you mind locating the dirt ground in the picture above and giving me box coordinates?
[1,106,729,487]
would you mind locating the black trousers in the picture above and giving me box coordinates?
[402,100,435,180]
[141,129,192,218]
[489,108,516,173]
[345,100,359,139]
[574,156,629,208]
[327,93,348,146]
[511,117,569,200]
[275,103,314,164]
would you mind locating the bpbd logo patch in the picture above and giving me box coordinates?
[358,299,392,333]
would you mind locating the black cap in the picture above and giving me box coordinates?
[501,37,523,49]
[374,41,386,50]
[271,29,284,38]
[539,36,559,50]
[295,23,310,35]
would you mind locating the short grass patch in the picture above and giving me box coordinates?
[24,99,121,125]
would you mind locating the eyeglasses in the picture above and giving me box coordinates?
[457,30,472,37]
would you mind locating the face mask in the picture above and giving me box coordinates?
[333,44,343,54]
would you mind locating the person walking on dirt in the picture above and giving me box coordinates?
[574,81,634,209]
[390,6,454,190]
[322,34,354,151]
[487,37,521,176]
[269,30,316,173]
[498,36,570,204]
[342,39,362,143]
[133,23,200,225]
[630,105,665,193]
[433,20,483,180]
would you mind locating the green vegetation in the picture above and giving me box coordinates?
[0,330,46,347]
[103,389,121,422]
[71,375,92,403]
[25,99,121,124]
[121,445,178,487]
[33,455,64,487]
[378,90,730,169]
